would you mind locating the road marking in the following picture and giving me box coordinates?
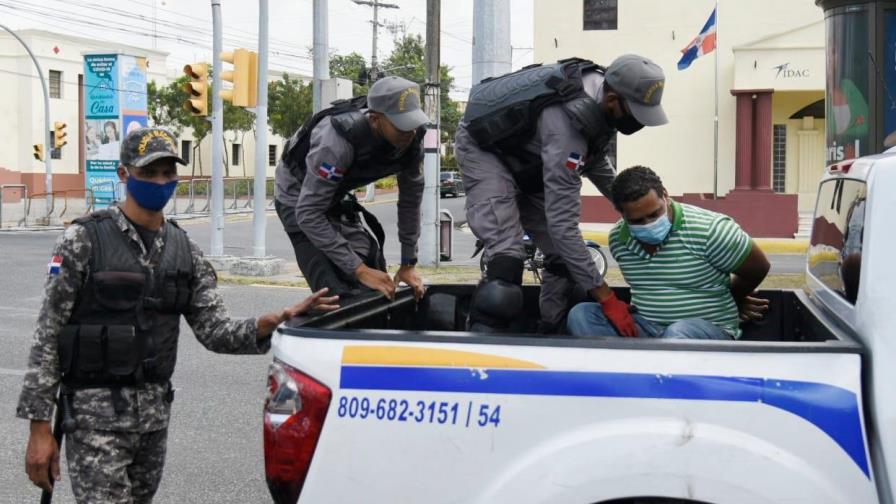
[0,367,27,376]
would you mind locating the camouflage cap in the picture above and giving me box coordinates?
[120,127,186,168]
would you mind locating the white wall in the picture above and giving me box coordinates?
[533,0,824,197]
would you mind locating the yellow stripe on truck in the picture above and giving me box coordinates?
[342,345,545,369]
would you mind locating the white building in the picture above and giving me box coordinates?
[533,0,827,237]
[0,29,311,197]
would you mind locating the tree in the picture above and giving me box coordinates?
[268,73,313,139]
[329,52,369,97]
[223,101,254,177]
[147,75,211,176]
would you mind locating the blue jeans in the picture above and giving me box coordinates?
[566,303,734,340]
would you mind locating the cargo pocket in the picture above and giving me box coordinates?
[76,325,104,374]
[56,325,79,376]
[93,271,145,311]
[105,325,137,378]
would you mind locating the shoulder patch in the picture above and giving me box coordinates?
[318,162,345,182]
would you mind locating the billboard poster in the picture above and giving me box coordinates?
[884,10,896,149]
[83,54,147,208]
[824,7,870,163]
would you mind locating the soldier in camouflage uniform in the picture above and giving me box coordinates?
[18,127,339,503]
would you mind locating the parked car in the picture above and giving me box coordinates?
[440,171,464,198]
[264,153,896,504]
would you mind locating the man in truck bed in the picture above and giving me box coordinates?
[567,166,771,339]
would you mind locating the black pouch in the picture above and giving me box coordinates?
[77,325,105,374]
[57,325,79,376]
[105,325,138,377]
[93,271,145,311]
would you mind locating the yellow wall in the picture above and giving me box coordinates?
[533,0,824,197]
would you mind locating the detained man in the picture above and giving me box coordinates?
[567,166,770,340]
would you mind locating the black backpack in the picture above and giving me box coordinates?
[280,95,369,180]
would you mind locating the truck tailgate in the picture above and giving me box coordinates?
[273,331,875,504]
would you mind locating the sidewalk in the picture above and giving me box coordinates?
[580,223,809,255]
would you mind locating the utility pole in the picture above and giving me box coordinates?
[420,0,440,266]
[352,0,399,202]
[252,0,269,257]
[472,0,511,85]
[210,0,225,257]
[312,0,329,113]
[352,0,399,80]
[0,23,53,219]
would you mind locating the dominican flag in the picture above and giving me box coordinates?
[47,255,63,275]
[566,152,583,170]
[318,162,345,182]
[678,8,717,71]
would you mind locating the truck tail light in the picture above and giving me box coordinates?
[263,360,331,504]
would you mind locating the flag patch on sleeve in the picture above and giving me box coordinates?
[47,255,63,275]
[318,162,345,182]
[566,152,583,170]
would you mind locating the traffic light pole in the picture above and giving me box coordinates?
[0,23,53,216]
[209,0,225,257]
[252,0,269,258]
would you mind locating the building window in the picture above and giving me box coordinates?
[49,130,61,159]
[49,70,62,99]
[583,0,617,30]
[809,179,866,304]
[268,145,277,166]
[181,140,192,164]
[231,143,241,166]
[773,124,786,193]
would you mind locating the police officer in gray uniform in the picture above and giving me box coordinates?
[456,54,668,334]
[19,127,338,503]
[275,76,429,301]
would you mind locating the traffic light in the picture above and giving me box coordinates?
[219,49,258,108]
[53,122,67,149]
[33,144,44,161]
[182,63,209,116]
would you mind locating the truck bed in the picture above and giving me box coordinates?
[272,285,874,504]
[283,284,862,352]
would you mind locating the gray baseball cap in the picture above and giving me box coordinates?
[605,54,668,127]
[367,76,430,131]
[120,127,186,168]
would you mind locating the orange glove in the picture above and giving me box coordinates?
[600,291,638,337]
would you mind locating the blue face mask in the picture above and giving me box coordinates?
[126,175,178,212]
[629,206,672,245]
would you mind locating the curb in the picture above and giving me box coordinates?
[581,231,809,255]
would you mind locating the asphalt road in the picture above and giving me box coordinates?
[177,196,807,275]
[182,193,481,267]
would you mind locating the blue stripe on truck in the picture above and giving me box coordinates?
[340,365,870,478]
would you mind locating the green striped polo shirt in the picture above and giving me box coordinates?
[609,201,753,338]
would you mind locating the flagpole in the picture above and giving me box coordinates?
[713,0,720,199]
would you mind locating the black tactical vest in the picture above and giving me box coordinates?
[463,57,615,193]
[58,210,194,388]
[282,95,425,209]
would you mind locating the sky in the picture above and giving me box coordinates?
[2,0,535,99]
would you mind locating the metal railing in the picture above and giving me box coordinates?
[0,184,27,228]
[6,177,279,225]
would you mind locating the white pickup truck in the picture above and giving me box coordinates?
[262,152,896,504]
